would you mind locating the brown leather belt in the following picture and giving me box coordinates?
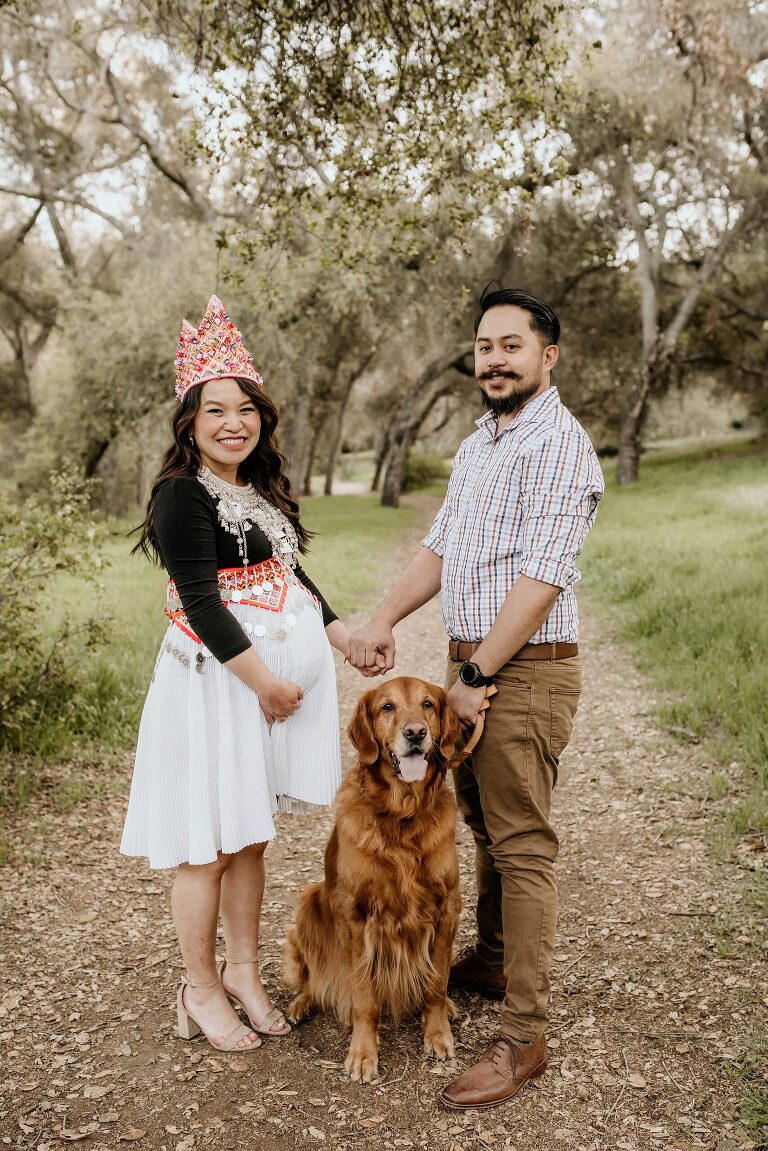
[448,640,578,663]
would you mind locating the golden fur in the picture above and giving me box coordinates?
[284,676,462,1083]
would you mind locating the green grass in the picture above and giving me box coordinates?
[586,440,768,1145]
[582,441,768,836]
[299,494,414,617]
[727,1024,768,1147]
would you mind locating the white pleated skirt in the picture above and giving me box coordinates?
[120,583,342,869]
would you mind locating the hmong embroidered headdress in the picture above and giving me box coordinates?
[174,295,263,400]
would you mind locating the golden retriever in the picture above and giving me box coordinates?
[284,676,462,1083]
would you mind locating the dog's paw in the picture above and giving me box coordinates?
[424,1027,455,1061]
[286,992,314,1024]
[345,1046,379,1084]
[446,997,459,1021]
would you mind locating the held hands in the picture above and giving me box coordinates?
[348,617,394,678]
[259,675,303,725]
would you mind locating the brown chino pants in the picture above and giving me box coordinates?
[447,654,582,1041]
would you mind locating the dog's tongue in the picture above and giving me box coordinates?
[399,752,429,782]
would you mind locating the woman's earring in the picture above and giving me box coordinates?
[189,434,195,445]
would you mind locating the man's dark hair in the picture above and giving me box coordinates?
[473,286,560,346]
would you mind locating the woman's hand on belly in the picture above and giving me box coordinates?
[257,676,303,724]
[224,647,303,722]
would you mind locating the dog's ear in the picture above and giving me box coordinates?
[347,692,379,765]
[435,687,462,759]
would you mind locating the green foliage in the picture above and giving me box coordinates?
[188,0,571,261]
[727,1020,768,1145]
[401,451,451,493]
[0,471,113,772]
[581,440,768,835]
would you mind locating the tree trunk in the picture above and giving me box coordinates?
[324,434,340,496]
[381,380,460,506]
[616,396,646,486]
[616,365,655,485]
[301,437,316,497]
[377,346,471,507]
[6,330,35,418]
[617,171,757,483]
[380,429,414,508]
[83,434,115,478]
[324,389,350,496]
[370,430,390,492]
[323,352,377,496]
[281,387,314,495]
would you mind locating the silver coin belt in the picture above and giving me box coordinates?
[163,560,321,672]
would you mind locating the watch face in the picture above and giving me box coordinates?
[460,662,478,686]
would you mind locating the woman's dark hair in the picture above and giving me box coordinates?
[133,378,312,562]
[473,285,560,347]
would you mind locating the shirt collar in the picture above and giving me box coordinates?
[475,385,560,440]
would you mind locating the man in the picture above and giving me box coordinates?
[348,287,604,1109]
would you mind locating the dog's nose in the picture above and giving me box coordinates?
[403,723,428,743]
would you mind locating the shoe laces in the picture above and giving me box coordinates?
[485,1034,522,1068]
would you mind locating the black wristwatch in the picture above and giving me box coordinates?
[458,660,494,688]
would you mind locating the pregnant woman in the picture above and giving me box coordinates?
[121,295,346,1052]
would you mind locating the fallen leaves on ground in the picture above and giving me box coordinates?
[0,505,763,1151]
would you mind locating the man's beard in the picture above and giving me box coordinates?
[476,370,541,417]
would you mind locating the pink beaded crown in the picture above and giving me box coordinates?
[174,295,263,401]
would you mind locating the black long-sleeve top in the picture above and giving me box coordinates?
[153,476,337,663]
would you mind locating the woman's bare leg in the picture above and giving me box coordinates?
[171,854,260,1049]
[219,842,290,1034]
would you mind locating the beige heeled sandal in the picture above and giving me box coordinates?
[176,974,262,1051]
[218,958,292,1037]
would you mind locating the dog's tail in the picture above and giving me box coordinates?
[283,882,326,990]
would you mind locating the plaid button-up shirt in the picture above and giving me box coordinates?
[422,386,604,644]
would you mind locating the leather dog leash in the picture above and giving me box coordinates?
[458,683,498,759]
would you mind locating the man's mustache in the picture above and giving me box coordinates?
[478,369,522,382]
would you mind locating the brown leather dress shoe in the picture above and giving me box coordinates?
[448,948,506,1001]
[440,1034,548,1110]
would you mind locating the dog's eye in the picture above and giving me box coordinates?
[423,699,434,709]
[381,702,395,712]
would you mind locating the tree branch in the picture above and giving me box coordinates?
[549,262,612,308]
[0,272,57,326]
[620,161,659,357]
[661,199,762,356]
[715,284,768,323]
[102,62,216,224]
[0,184,131,235]
[0,205,43,266]
[5,75,78,270]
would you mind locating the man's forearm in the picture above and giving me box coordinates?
[371,547,443,628]
[472,575,562,676]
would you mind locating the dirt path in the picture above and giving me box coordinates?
[1,501,763,1151]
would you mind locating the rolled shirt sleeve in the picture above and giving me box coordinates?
[421,501,449,557]
[518,432,604,589]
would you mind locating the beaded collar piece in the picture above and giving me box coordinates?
[197,467,299,570]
